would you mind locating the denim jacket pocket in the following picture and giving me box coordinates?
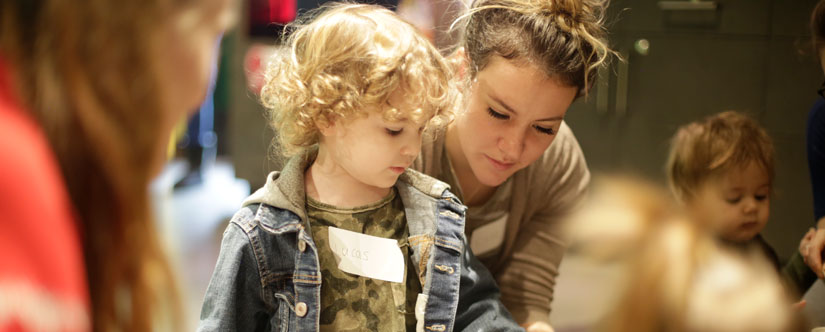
[272,290,295,332]
[408,234,435,286]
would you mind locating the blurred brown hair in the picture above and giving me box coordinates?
[0,0,203,330]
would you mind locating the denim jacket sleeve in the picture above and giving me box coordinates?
[455,235,526,332]
[198,222,274,332]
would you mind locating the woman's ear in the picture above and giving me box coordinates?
[449,47,469,81]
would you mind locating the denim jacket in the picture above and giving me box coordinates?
[198,150,524,332]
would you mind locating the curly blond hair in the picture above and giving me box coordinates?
[453,0,615,97]
[261,3,456,156]
[569,179,804,332]
[666,111,775,201]
[604,218,802,332]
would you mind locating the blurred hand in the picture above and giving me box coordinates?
[521,321,555,332]
[802,217,825,279]
[800,227,815,257]
[792,299,807,311]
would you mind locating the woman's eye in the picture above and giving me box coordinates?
[534,125,555,135]
[487,108,509,120]
[386,128,403,136]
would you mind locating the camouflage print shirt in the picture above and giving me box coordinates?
[306,188,421,332]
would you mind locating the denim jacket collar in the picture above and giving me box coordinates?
[242,147,454,232]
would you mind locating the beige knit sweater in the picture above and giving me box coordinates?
[412,121,590,324]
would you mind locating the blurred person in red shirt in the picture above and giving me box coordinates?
[0,0,237,330]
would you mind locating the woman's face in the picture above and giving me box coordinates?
[158,0,236,114]
[449,56,578,187]
[151,0,236,170]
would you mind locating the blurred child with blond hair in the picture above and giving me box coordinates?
[567,177,807,332]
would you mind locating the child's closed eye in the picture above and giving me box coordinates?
[487,108,509,120]
[725,196,742,204]
[386,128,403,136]
[754,194,768,201]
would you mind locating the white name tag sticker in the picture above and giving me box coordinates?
[327,227,405,283]
[470,214,508,256]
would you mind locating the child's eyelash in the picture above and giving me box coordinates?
[386,128,403,136]
[487,108,508,119]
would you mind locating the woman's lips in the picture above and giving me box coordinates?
[485,155,515,171]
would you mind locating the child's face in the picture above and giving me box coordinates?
[322,92,426,190]
[688,162,771,242]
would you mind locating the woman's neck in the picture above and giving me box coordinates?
[305,146,391,208]
[445,123,496,207]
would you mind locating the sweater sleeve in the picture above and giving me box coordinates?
[494,123,590,324]
[781,252,818,299]
[808,98,825,222]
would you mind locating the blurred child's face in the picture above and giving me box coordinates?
[322,91,426,190]
[688,162,771,242]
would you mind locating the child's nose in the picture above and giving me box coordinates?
[401,137,421,159]
[742,198,758,213]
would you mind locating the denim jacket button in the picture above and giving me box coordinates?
[298,239,307,252]
[295,302,308,317]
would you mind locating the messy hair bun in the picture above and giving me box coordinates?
[457,0,614,96]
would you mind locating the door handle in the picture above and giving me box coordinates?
[596,65,610,115]
[615,49,629,118]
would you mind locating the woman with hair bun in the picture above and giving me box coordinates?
[412,0,614,330]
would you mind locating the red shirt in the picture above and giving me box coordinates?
[0,59,90,331]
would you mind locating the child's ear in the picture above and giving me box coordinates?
[449,47,469,81]
[317,119,337,137]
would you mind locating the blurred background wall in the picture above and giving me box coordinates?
[564,0,821,260]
